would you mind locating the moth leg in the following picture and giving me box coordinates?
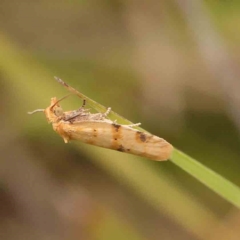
[72,99,87,115]
[112,119,140,128]
[81,99,86,108]
[64,112,81,122]
[75,99,86,111]
[102,107,111,118]
[124,122,141,128]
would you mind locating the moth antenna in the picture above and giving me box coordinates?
[28,109,45,114]
[50,94,72,109]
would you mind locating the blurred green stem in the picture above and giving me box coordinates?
[61,78,240,208]
[171,149,240,207]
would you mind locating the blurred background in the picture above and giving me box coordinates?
[1,0,240,239]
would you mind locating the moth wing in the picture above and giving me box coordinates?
[59,121,172,161]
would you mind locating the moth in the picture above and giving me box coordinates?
[28,77,173,161]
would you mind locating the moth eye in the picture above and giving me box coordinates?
[54,107,63,117]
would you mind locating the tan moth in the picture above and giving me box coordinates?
[28,78,173,161]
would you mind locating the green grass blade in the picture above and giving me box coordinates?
[171,149,240,207]
[65,81,240,208]
[54,76,136,126]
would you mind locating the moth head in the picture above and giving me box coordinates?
[45,97,64,123]
[28,95,70,123]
